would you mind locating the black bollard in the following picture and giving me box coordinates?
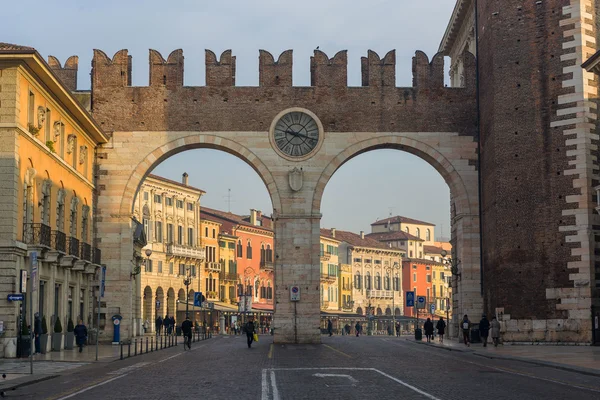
[134,339,137,356]
[140,337,143,354]
[146,337,149,353]
[151,337,154,352]
[120,341,123,360]
[128,341,131,358]
[160,335,163,349]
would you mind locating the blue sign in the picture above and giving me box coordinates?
[100,266,106,298]
[430,304,436,313]
[194,292,205,307]
[7,294,24,301]
[406,291,415,307]
[417,296,426,309]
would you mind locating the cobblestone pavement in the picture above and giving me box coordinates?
[12,335,600,399]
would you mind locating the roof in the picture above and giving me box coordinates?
[321,228,398,251]
[438,0,474,55]
[319,228,341,243]
[424,245,446,255]
[365,231,423,242]
[146,174,206,194]
[402,258,446,267]
[371,215,435,227]
[201,207,274,234]
[0,43,107,144]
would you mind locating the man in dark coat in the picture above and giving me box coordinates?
[34,313,42,354]
[355,322,361,337]
[156,316,163,336]
[479,314,490,347]
[245,318,256,348]
[327,319,333,337]
[73,320,88,353]
[181,316,193,350]
[423,318,434,343]
[436,317,446,343]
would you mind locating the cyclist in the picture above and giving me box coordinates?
[181,315,193,350]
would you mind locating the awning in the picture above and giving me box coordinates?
[252,303,274,312]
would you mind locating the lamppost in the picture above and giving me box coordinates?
[183,266,192,319]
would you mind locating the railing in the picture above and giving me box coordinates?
[80,242,91,261]
[51,230,66,253]
[205,262,221,271]
[320,251,331,261]
[166,243,206,259]
[366,290,394,299]
[68,236,80,258]
[219,271,238,281]
[320,273,337,282]
[93,248,101,265]
[260,260,274,270]
[23,223,51,247]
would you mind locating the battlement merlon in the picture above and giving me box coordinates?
[361,50,395,87]
[412,50,475,90]
[149,49,183,88]
[310,50,347,87]
[206,49,236,87]
[48,55,78,91]
[259,50,293,87]
[92,49,131,88]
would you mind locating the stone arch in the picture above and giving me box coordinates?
[356,307,363,316]
[118,134,281,218]
[167,287,175,317]
[385,307,392,316]
[156,286,165,317]
[394,307,401,316]
[143,286,153,321]
[188,289,194,302]
[178,288,185,302]
[376,307,383,316]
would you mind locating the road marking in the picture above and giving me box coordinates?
[323,344,352,358]
[107,362,150,375]
[54,374,128,399]
[261,370,269,400]
[372,368,442,400]
[270,370,280,400]
[268,344,274,359]
[313,373,358,384]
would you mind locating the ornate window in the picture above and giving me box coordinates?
[384,274,390,290]
[266,244,273,262]
[40,179,52,226]
[56,189,66,232]
[237,240,243,257]
[365,272,372,290]
[81,205,90,243]
[69,196,79,238]
[246,240,253,259]
[375,272,381,290]
[355,273,362,290]
[426,229,431,241]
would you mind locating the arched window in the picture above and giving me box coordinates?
[266,244,273,262]
[375,272,381,290]
[384,273,390,290]
[56,189,65,232]
[41,180,52,226]
[405,226,409,233]
[267,281,273,299]
[260,244,266,264]
[426,229,431,241]
[246,240,253,259]
[355,273,362,290]
[393,273,400,291]
[356,307,363,315]
[365,272,372,290]
[69,196,79,238]
[416,227,420,238]
[81,205,90,243]
[237,240,243,257]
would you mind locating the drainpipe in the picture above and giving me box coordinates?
[474,0,485,299]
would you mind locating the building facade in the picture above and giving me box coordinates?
[319,233,341,312]
[0,44,107,357]
[133,173,206,333]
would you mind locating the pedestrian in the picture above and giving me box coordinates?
[73,319,88,353]
[491,316,501,347]
[245,317,256,348]
[345,324,351,335]
[327,319,333,337]
[424,318,434,343]
[461,314,471,346]
[355,322,361,337]
[395,322,400,337]
[181,316,193,350]
[156,316,163,336]
[171,316,176,335]
[34,313,42,354]
[479,314,490,347]
[436,317,446,343]
[164,315,171,335]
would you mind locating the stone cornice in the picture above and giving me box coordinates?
[438,0,474,55]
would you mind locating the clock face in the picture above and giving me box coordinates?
[273,111,320,158]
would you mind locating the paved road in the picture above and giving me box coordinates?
[13,335,600,399]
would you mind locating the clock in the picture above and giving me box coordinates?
[270,109,322,159]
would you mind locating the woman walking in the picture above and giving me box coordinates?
[423,318,434,343]
[491,316,501,347]
[436,317,446,343]
[73,319,88,353]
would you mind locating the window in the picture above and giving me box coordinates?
[176,200,183,208]
[237,240,243,257]
[400,241,406,246]
[413,273,417,282]
[205,227,209,237]
[433,271,436,279]
[353,258,361,263]
[219,241,226,248]
[426,229,431,241]
[433,285,436,297]
[177,225,183,245]
[419,252,423,258]
[419,243,422,248]
[158,261,163,273]
[375,273,381,290]
[409,251,413,257]
[365,259,372,264]
[426,266,430,270]
[58,123,65,158]
[188,228,194,246]
[44,108,51,142]
[179,263,185,275]
[145,259,153,272]
[169,262,174,274]
[155,221,163,242]
[355,273,362,289]
[212,229,216,238]
[405,227,409,233]
[320,243,324,256]
[426,288,430,299]
[426,274,431,283]
[416,227,420,238]
[384,275,390,290]
[187,203,194,211]
[365,272,371,290]
[374,260,381,265]
[143,192,149,201]
[143,218,150,242]
[412,265,417,269]
[246,241,252,259]
[167,223,173,243]
[393,275,400,291]
[28,90,35,126]
[154,194,162,203]
[440,272,445,281]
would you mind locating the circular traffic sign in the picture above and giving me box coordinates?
[291,286,299,293]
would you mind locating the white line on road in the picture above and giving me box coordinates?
[372,368,442,400]
[270,370,281,400]
[55,374,128,400]
[261,369,269,400]
[313,373,358,383]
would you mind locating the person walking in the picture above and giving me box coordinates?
[156,316,163,336]
[171,316,176,335]
[491,316,501,347]
[327,319,333,337]
[143,318,149,335]
[33,313,42,354]
[164,315,171,336]
[181,316,193,350]
[395,322,401,337]
[245,318,256,348]
[461,315,471,346]
[73,319,88,353]
[436,317,446,344]
[424,318,434,343]
[355,322,361,337]
[479,314,490,347]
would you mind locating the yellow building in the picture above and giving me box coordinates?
[319,231,341,312]
[218,233,238,304]
[370,216,436,256]
[133,173,206,332]
[0,44,107,357]
[338,263,353,312]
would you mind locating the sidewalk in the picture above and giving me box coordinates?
[405,335,600,376]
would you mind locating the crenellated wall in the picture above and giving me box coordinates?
[47,55,78,92]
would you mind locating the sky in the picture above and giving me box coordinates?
[3,0,455,239]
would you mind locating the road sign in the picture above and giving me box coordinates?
[7,294,24,301]
[290,285,300,301]
[20,270,27,293]
[416,296,426,309]
[406,291,415,307]
[31,252,38,292]
[430,303,436,313]
[194,292,205,307]
[100,266,106,298]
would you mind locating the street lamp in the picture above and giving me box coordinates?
[183,266,192,319]
[132,248,152,279]
[440,250,461,278]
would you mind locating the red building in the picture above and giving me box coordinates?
[402,259,434,318]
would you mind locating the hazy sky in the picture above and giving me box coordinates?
[4,0,455,238]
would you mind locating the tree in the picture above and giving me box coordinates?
[54,316,62,333]
[67,318,74,333]
[41,316,48,334]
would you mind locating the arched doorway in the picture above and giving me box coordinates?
[167,288,175,317]
[156,287,165,318]
[143,286,153,322]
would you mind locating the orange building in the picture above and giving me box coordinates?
[402,259,439,318]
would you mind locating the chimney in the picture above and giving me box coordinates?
[331,228,336,238]
[360,231,364,239]
[256,210,262,219]
[250,209,257,225]
[182,172,189,185]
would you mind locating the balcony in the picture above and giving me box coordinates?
[80,242,91,262]
[205,262,221,272]
[320,273,337,282]
[23,223,51,247]
[366,289,394,299]
[93,248,101,265]
[51,230,66,253]
[319,251,331,262]
[219,271,238,281]
[166,243,206,259]
[206,291,218,300]
[68,236,80,258]
[260,260,274,271]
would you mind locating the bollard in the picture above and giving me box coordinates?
[140,337,143,354]
[120,341,124,360]
[146,337,149,353]
[160,336,163,349]
[128,341,131,358]
[134,339,137,356]
[151,337,154,352]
